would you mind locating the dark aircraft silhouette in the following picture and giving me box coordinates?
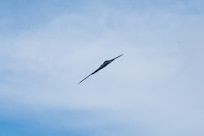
[78,54,123,84]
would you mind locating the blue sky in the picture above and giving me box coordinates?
[0,0,204,136]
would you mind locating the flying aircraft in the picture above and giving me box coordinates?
[78,54,123,84]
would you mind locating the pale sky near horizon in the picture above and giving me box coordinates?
[0,0,204,136]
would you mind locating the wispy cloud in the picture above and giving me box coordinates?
[0,0,204,136]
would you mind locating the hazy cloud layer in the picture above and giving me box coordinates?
[0,0,204,136]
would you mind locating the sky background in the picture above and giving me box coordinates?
[0,0,204,136]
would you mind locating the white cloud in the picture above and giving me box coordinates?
[0,2,204,136]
